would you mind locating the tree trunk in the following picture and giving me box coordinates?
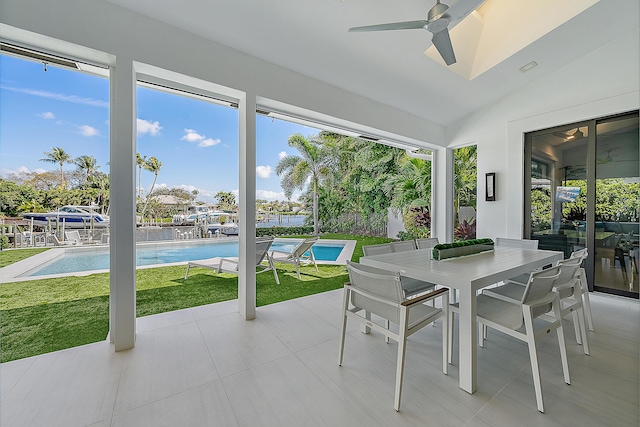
[313,179,319,235]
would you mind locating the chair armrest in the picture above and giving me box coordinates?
[402,287,449,307]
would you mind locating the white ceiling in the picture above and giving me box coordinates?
[104,0,638,127]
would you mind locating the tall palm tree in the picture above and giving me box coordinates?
[74,155,100,186]
[136,153,147,199]
[139,156,162,218]
[275,134,332,235]
[40,147,72,188]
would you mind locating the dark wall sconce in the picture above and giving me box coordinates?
[485,173,496,201]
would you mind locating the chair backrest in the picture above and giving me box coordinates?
[569,248,588,262]
[346,261,404,324]
[255,236,275,265]
[292,236,318,257]
[391,241,416,252]
[362,243,393,256]
[415,237,439,250]
[553,257,582,298]
[495,237,538,250]
[521,265,561,316]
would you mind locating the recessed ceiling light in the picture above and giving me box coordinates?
[519,61,538,73]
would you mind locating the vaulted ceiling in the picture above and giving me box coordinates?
[104,0,638,127]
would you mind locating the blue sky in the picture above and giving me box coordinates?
[0,54,320,204]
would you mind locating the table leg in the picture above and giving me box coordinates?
[458,289,477,393]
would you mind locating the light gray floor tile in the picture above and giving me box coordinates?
[113,321,218,415]
[0,341,122,427]
[112,380,237,427]
[197,312,292,378]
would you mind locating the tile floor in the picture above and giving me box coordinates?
[1,290,638,426]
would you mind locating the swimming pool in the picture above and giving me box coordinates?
[17,238,354,278]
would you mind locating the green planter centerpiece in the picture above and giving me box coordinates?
[432,238,494,261]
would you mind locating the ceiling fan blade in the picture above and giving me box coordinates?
[444,0,488,22]
[431,28,456,65]
[348,20,428,32]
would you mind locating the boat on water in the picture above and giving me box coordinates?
[21,205,110,228]
[205,210,239,235]
[173,206,239,235]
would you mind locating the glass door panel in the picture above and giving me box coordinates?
[594,115,639,296]
[529,126,589,258]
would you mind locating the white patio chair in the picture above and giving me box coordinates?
[64,230,84,245]
[451,265,568,413]
[390,240,416,252]
[184,236,280,284]
[362,242,393,256]
[569,248,593,331]
[338,261,449,411]
[482,257,589,354]
[270,236,319,279]
[415,237,439,250]
[495,237,539,249]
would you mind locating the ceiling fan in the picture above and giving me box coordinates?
[553,128,584,140]
[348,0,487,66]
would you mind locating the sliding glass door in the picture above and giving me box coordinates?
[525,111,639,298]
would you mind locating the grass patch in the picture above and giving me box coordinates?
[0,247,49,268]
[0,233,392,362]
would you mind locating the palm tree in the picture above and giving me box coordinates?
[40,147,72,188]
[275,134,332,235]
[74,155,100,186]
[136,153,147,199]
[139,156,162,218]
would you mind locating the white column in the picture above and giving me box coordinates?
[238,93,257,320]
[109,59,136,350]
[434,147,454,243]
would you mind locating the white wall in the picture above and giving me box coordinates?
[446,28,640,241]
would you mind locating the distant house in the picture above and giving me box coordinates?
[153,195,184,206]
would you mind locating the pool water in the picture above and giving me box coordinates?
[27,239,346,277]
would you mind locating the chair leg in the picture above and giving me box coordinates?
[394,309,409,412]
[553,305,571,387]
[184,264,191,279]
[361,311,371,334]
[441,293,449,375]
[338,288,350,366]
[571,310,583,345]
[577,307,590,355]
[295,262,301,279]
[523,309,544,413]
[447,309,454,364]
[579,269,594,331]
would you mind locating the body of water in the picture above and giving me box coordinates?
[25,238,346,277]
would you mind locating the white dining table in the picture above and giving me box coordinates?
[359,246,563,394]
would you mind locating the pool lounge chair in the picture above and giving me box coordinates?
[184,236,280,284]
[270,236,319,279]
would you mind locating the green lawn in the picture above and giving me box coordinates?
[0,233,393,362]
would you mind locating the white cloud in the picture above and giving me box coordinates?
[137,118,162,136]
[1,85,109,108]
[181,128,221,148]
[2,165,47,176]
[39,111,55,119]
[256,189,294,201]
[199,138,220,147]
[256,165,272,179]
[80,125,99,137]
[278,151,287,159]
[181,129,205,142]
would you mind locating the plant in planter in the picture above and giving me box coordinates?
[432,238,494,260]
